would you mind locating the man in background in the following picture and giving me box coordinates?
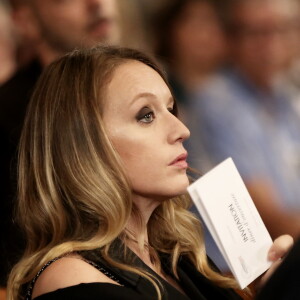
[0,0,121,290]
[185,0,300,272]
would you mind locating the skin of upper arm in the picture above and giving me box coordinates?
[32,256,121,299]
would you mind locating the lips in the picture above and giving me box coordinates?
[169,152,188,168]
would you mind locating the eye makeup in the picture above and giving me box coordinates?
[135,107,155,123]
[136,107,151,118]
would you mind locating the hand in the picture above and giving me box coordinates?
[259,234,294,287]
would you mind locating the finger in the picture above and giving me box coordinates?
[260,259,282,287]
[268,234,294,261]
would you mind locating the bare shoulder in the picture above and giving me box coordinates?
[32,255,120,299]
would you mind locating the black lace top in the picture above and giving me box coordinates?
[25,240,243,300]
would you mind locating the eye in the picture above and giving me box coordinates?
[141,112,154,123]
[136,107,155,124]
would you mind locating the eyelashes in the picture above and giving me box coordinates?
[135,105,175,124]
[136,107,155,123]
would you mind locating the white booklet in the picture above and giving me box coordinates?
[187,157,273,289]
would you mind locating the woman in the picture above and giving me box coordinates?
[7,45,292,299]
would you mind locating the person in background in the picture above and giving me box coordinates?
[0,0,122,291]
[7,44,293,300]
[0,1,17,85]
[152,0,227,111]
[184,0,300,247]
[274,0,300,118]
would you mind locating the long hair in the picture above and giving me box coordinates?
[8,45,240,299]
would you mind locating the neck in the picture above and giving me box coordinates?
[124,194,161,260]
[126,220,148,247]
[131,193,161,225]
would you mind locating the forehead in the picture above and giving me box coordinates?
[102,60,171,113]
[111,60,162,81]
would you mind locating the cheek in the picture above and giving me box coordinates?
[109,131,189,197]
[111,133,161,187]
[114,138,189,196]
[113,135,155,175]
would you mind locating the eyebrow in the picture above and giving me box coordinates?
[130,92,174,106]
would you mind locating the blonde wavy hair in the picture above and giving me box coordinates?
[7,45,242,299]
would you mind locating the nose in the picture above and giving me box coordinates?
[167,114,190,144]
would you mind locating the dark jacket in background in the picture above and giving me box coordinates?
[0,59,42,286]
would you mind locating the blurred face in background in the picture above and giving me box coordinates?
[169,1,227,72]
[229,0,298,87]
[29,0,120,53]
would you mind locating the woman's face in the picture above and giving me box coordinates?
[103,60,190,200]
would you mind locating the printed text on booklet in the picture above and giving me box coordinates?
[187,158,273,289]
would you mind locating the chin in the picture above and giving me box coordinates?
[170,178,190,196]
